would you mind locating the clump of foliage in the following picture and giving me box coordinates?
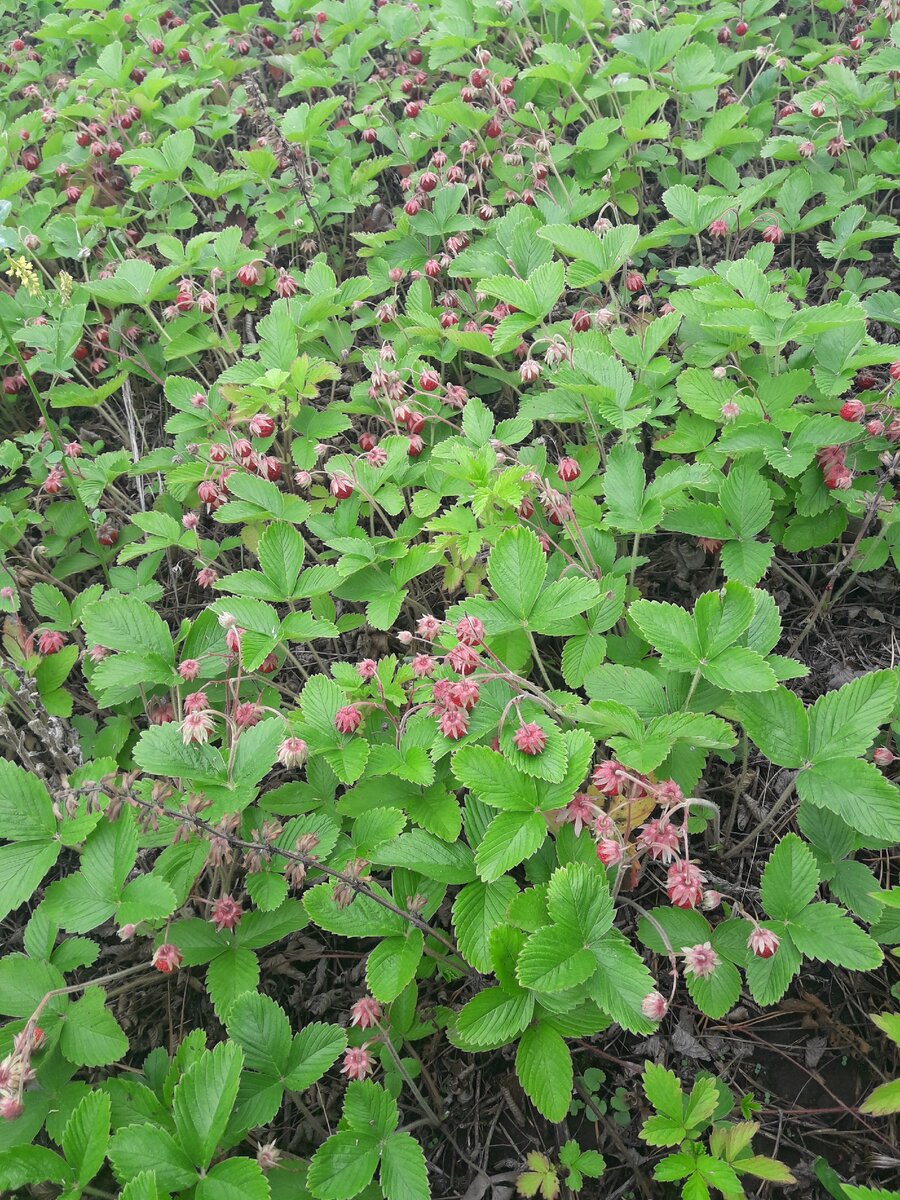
[0,0,899,1196]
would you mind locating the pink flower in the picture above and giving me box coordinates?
[38,630,65,655]
[873,747,895,767]
[41,467,64,494]
[416,615,442,640]
[667,860,705,909]
[341,1046,373,1080]
[88,644,108,663]
[656,779,684,806]
[207,892,242,931]
[196,567,218,588]
[557,457,580,482]
[637,819,681,864]
[179,659,200,681]
[181,710,215,745]
[708,219,728,238]
[592,760,622,796]
[184,691,209,713]
[513,722,546,755]
[682,942,719,979]
[335,705,362,734]
[152,943,183,974]
[237,263,260,287]
[641,991,668,1020]
[249,413,275,438]
[447,643,480,675]
[748,927,780,959]
[350,997,382,1030]
[439,707,468,740]
[448,680,479,711]
[330,474,353,500]
[761,223,784,244]
[0,1096,23,1121]
[596,838,623,866]
[411,654,435,677]
[565,793,595,836]
[278,737,308,768]
[455,616,484,646]
[357,658,377,679]
[275,269,299,298]
[702,890,722,911]
[234,702,260,729]
[519,358,541,383]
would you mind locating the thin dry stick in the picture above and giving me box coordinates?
[70,779,471,968]
[723,773,797,860]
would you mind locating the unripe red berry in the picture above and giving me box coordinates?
[735,20,748,34]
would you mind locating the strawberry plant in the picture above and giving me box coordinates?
[0,0,899,1196]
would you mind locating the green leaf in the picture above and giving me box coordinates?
[516,1023,573,1122]
[859,1078,900,1117]
[587,930,656,1033]
[0,759,57,840]
[455,987,535,1048]
[60,987,128,1067]
[82,595,173,662]
[173,1041,244,1171]
[693,583,755,658]
[258,521,305,595]
[798,757,900,840]
[719,458,773,540]
[744,929,801,1005]
[0,1147,72,1191]
[62,1090,110,1188]
[629,599,700,671]
[110,1124,196,1192]
[642,1062,684,1121]
[366,929,424,1002]
[761,834,820,920]
[0,841,61,923]
[307,1131,380,1200]
[787,903,883,970]
[808,671,897,761]
[118,1170,165,1200]
[380,1131,430,1200]
[735,688,809,768]
[197,1157,271,1200]
[488,526,546,619]
[686,958,741,1019]
[283,1022,346,1091]
[205,946,260,1018]
[452,879,518,974]
[701,646,776,693]
[475,812,547,882]
[546,862,613,946]
[517,926,598,993]
[134,723,226,782]
[227,992,291,1077]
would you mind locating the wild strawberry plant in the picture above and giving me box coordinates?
[0,0,899,1196]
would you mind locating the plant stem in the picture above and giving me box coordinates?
[723,773,797,859]
[0,311,112,586]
